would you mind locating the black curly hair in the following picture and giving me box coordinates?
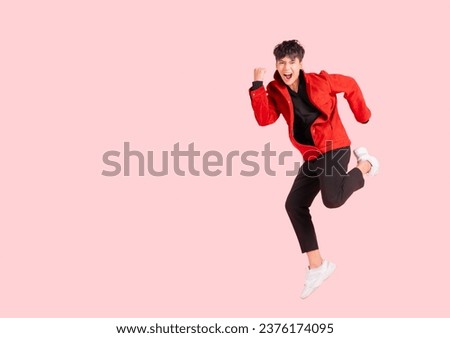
[273,40,305,61]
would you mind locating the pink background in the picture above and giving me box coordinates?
[1,0,449,317]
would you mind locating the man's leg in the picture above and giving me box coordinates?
[286,160,338,299]
[315,147,365,209]
[285,163,321,256]
[296,147,377,298]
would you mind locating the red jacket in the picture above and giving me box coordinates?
[249,70,371,161]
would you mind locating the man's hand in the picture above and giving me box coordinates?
[254,68,266,81]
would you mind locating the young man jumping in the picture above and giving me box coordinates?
[249,40,379,299]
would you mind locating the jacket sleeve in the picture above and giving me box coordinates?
[249,84,280,126]
[322,71,371,124]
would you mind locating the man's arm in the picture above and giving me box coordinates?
[321,71,371,124]
[249,68,280,126]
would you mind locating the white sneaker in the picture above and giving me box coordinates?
[353,146,380,176]
[300,260,336,299]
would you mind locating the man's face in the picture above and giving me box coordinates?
[276,56,302,87]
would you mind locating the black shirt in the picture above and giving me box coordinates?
[250,70,321,146]
[287,70,321,146]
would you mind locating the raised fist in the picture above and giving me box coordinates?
[254,67,266,81]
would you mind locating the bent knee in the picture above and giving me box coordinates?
[285,196,296,213]
[322,197,344,209]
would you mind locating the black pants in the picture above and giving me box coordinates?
[285,146,364,253]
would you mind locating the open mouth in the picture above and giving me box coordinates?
[284,73,293,80]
